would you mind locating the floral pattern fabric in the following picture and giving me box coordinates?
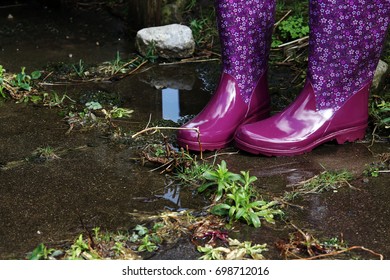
[308,0,390,110]
[215,0,389,109]
[215,0,276,103]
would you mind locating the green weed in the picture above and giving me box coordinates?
[138,235,159,252]
[279,16,309,41]
[189,9,218,49]
[272,1,309,49]
[174,161,213,185]
[85,101,103,110]
[200,161,283,228]
[364,153,389,177]
[284,170,354,200]
[198,238,268,260]
[109,51,127,75]
[93,227,101,241]
[272,15,309,48]
[198,160,241,202]
[43,91,76,108]
[67,234,98,260]
[370,97,390,135]
[129,224,161,253]
[105,107,134,119]
[322,237,347,251]
[111,242,125,255]
[10,67,41,91]
[32,146,60,161]
[98,52,143,75]
[144,41,159,63]
[27,243,55,260]
[211,172,283,228]
[364,163,382,177]
[72,59,85,78]
[185,0,197,12]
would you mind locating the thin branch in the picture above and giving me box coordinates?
[131,126,200,139]
[275,198,305,210]
[204,151,240,160]
[277,36,310,48]
[116,60,148,79]
[160,58,220,66]
[273,10,292,30]
[302,246,384,260]
[0,4,25,9]
[113,57,140,74]
[132,125,204,159]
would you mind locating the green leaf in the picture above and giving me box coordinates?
[197,245,212,253]
[219,160,227,170]
[134,225,148,236]
[29,95,42,104]
[86,101,102,110]
[235,208,246,220]
[211,203,230,216]
[249,200,267,208]
[202,170,217,179]
[197,182,214,193]
[248,212,261,228]
[31,71,42,79]
[228,173,242,182]
[380,117,390,124]
[29,243,45,260]
[19,83,31,91]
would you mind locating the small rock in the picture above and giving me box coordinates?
[136,24,195,59]
[372,60,388,89]
[7,14,13,20]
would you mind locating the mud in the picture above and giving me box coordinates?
[0,2,389,260]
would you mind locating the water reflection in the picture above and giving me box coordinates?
[162,185,182,209]
[155,183,185,211]
[162,88,180,122]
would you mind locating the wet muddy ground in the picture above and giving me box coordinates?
[0,2,389,260]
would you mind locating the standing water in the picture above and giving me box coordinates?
[0,1,389,260]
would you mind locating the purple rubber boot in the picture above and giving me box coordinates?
[177,0,276,152]
[235,0,389,156]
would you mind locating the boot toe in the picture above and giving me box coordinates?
[234,122,276,154]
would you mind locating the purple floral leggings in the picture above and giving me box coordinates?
[215,0,389,110]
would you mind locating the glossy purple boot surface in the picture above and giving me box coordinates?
[177,72,270,151]
[235,0,389,156]
[177,0,276,151]
[235,81,370,156]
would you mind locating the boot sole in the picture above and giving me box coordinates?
[235,124,367,156]
[176,138,232,152]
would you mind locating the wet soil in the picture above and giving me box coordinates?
[1,2,389,260]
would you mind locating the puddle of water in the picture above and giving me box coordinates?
[0,2,131,72]
[0,102,207,259]
[1,1,390,261]
[130,63,215,123]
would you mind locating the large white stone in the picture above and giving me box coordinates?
[136,24,195,59]
[372,60,389,89]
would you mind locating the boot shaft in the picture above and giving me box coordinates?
[215,0,276,103]
[308,0,390,110]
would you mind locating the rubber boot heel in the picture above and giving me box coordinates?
[335,127,366,144]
